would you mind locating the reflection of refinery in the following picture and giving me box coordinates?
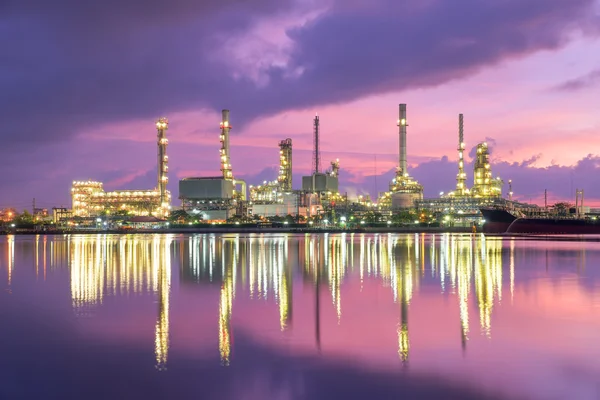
[68,235,173,368]
[181,233,505,365]
[4,233,511,368]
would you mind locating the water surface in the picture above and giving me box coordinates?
[1,233,599,400]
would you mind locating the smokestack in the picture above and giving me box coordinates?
[220,109,233,180]
[456,113,467,196]
[313,115,320,174]
[398,104,407,176]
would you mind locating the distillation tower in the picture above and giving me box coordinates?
[250,138,294,203]
[220,110,233,181]
[278,138,293,192]
[156,117,170,216]
[379,104,423,209]
[444,114,502,199]
[470,142,502,198]
[218,110,246,201]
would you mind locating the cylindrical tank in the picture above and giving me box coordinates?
[391,192,422,209]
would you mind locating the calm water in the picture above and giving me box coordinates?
[1,233,599,400]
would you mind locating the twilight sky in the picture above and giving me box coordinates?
[2,0,600,210]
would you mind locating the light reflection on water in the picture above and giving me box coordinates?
[1,233,599,400]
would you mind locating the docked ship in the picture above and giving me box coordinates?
[481,207,600,234]
[480,207,519,233]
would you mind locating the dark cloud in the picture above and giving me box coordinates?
[1,0,598,152]
[552,67,600,91]
[234,0,599,118]
[0,0,297,149]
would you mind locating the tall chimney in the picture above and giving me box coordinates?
[313,115,320,174]
[456,113,467,196]
[398,104,407,176]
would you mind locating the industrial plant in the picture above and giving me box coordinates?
[415,113,511,225]
[59,101,531,228]
[71,118,171,218]
[378,104,424,209]
[179,110,343,221]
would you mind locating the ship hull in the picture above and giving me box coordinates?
[506,218,600,234]
[480,207,517,234]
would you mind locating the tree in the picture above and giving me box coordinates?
[169,209,191,224]
[15,210,34,225]
[392,210,414,225]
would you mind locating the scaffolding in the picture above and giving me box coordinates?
[278,138,293,191]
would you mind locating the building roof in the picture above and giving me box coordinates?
[181,177,226,181]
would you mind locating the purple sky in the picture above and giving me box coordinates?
[2,0,600,210]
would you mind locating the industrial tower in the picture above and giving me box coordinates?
[278,138,293,192]
[313,115,320,174]
[398,104,408,176]
[471,142,502,198]
[156,117,170,215]
[379,103,423,209]
[220,109,233,181]
[455,114,468,196]
[301,113,340,200]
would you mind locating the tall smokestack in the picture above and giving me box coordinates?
[220,109,233,180]
[156,117,169,213]
[397,104,407,176]
[456,113,466,196]
[313,115,320,174]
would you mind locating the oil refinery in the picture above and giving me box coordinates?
[63,103,526,227]
[71,118,171,218]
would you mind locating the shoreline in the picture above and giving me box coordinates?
[0,226,473,236]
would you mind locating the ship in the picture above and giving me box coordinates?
[481,207,600,234]
[480,207,518,234]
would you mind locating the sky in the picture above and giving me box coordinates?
[2,0,600,210]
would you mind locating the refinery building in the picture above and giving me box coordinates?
[67,102,518,225]
[179,110,343,221]
[71,118,171,218]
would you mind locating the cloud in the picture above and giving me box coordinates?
[1,0,598,153]
[552,68,600,91]
[0,0,300,149]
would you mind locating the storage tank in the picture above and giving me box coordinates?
[391,192,422,209]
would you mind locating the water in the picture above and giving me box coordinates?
[1,233,599,400]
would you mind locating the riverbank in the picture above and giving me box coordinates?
[0,226,474,235]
